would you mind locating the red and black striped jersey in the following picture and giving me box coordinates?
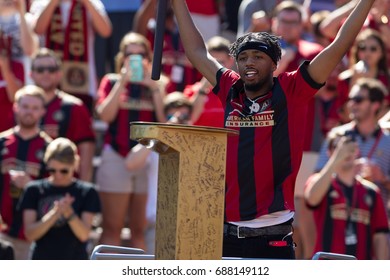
[41,91,95,144]
[307,175,389,259]
[214,62,323,222]
[0,129,51,239]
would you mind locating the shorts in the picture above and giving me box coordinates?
[95,145,149,194]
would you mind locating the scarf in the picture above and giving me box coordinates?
[46,0,89,95]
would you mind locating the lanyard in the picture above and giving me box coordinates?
[333,178,358,219]
[364,129,383,159]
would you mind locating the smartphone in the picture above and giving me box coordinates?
[344,130,356,142]
[129,54,143,82]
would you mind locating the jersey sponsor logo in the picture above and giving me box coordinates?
[351,208,370,225]
[330,204,347,220]
[330,203,371,225]
[225,110,275,127]
[1,160,42,177]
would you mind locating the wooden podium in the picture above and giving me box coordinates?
[130,122,238,260]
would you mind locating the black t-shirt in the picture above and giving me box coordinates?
[18,179,101,260]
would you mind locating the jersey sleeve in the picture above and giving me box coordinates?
[17,183,40,212]
[66,104,96,144]
[80,183,101,214]
[278,61,324,104]
[212,68,240,108]
[96,75,115,106]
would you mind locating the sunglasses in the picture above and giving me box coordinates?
[32,66,59,74]
[357,45,379,52]
[278,19,301,26]
[124,52,146,58]
[47,168,70,175]
[349,96,370,104]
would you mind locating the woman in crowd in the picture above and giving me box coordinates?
[337,28,390,122]
[19,137,101,259]
[95,31,166,249]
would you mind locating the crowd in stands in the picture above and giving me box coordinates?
[0,0,389,260]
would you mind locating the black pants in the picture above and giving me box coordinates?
[223,233,296,259]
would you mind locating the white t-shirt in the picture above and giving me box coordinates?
[0,12,36,84]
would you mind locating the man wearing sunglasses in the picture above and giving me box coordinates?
[0,85,52,259]
[315,77,390,228]
[30,48,96,183]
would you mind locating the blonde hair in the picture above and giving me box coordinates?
[31,47,62,69]
[15,85,46,106]
[44,137,78,165]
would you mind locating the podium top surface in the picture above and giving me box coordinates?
[130,122,239,135]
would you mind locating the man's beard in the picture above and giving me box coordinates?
[245,81,263,92]
[244,77,266,92]
[18,117,38,130]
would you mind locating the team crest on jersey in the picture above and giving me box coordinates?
[329,190,339,199]
[1,147,9,156]
[35,149,44,160]
[53,110,64,122]
[364,194,373,207]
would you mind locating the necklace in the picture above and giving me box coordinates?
[247,96,262,113]
[247,95,271,114]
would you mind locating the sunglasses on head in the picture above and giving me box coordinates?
[349,96,370,104]
[357,45,379,52]
[47,168,70,175]
[32,66,59,74]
